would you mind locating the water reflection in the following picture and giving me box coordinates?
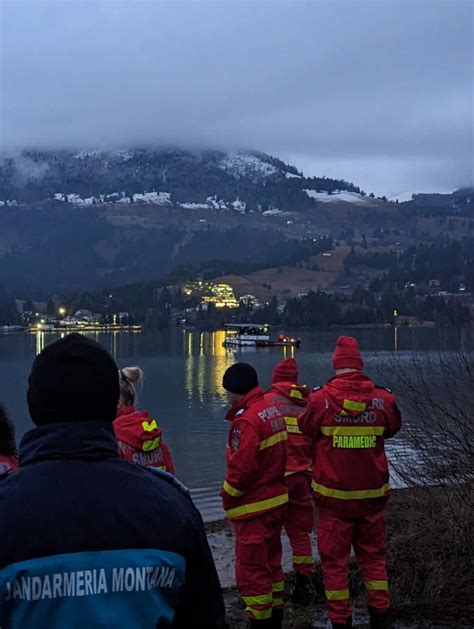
[183,331,234,403]
[35,331,45,355]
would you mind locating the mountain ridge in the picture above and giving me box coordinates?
[0,147,364,211]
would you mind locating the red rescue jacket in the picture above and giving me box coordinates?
[0,454,18,475]
[265,382,312,476]
[221,386,289,521]
[113,407,174,474]
[300,371,402,518]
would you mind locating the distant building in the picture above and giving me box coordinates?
[240,294,261,308]
[184,281,239,309]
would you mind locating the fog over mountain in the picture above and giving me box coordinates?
[1,0,472,197]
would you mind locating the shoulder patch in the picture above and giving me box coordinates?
[235,408,245,417]
[375,384,392,394]
[146,466,191,498]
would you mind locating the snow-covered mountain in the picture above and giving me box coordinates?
[0,147,363,212]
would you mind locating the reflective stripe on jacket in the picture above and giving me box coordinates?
[114,407,174,474]
[222,387,288,521]
[265,383,312,475]
[300,371,402,518]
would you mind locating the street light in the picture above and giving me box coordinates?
[58,307,66,317]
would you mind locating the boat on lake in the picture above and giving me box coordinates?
[223,324,301,348]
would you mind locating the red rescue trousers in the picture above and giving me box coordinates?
[317,509,390,623]
[234,506,286,621]
[284,473,315,577]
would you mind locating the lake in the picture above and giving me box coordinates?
[0,326,472,520]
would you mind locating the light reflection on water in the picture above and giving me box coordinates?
[0,326,472,520]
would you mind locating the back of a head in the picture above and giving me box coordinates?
[223,362,259,395]
[27,333,120,426]
[118,366,144,407]
[272,357,299,384]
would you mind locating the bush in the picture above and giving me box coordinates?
[383,351,473,623]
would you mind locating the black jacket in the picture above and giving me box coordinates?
[0,422,226,628]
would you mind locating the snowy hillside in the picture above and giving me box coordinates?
[219,153,278,180]
[304,189,368,204]
[0,147,364,212]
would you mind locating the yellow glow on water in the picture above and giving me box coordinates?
[35,331,45,355]
[183,331,234,404]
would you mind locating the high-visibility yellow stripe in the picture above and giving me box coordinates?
[343,399,367,413]
[312,481,391,500]
[293,555,314,565]
[290,388,303,399]
[272,581,285,593]
[223,480,245,497]
[321,426,385,436]
[287,425,303,434]
[272,597,284,607]
[247,607,272,620]
[142,438,160,452]
[142,420,158,432]
[365,580,388,591]
[242,593,272,606]
[225,493,289,519]
[284,416,303,434]
[326,589,349,601]
[259,430,287,450]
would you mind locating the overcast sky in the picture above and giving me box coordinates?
[1,0,472,197]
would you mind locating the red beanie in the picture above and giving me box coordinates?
[272,358,299,384]
[332,336,364,371]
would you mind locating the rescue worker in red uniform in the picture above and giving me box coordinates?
[113,366,174,473]
[221,363,288,628]
[300,337,402,629]
[266,358,315,606]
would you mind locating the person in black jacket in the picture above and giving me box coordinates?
[0,333,226,628]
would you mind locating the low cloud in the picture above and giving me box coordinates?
[1,0,472,195]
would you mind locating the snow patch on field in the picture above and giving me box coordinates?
[219,153,277,180]
[285,171,301,179]
[206,196,227,209]
[180,202,209,210]
[54,191,171,205]
[231,198,247,212]
[304,189,366,204]
[133,191,171,204]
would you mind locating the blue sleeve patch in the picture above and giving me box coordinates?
[0,548,186,628]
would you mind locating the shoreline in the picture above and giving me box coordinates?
[206,489,472,628]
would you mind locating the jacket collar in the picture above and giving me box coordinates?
[225,386,264,422]
[116,405,136,419]
[19,422,119,467]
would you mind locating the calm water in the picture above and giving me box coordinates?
[0,327,472,520]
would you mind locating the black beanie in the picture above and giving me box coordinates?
[223,363,259,395]
[27,333,120,426]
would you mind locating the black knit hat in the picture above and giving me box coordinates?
[27,333,120,426]
[223,363,259,395]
